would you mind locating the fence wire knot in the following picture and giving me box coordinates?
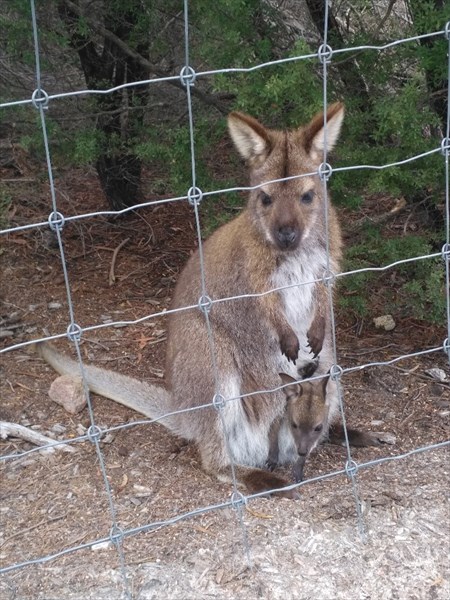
[345,459,358,478]
[31,88,49,109]
[318,162,333,181]
[188,186,203,206]
[443,338,449,356]
[66,323,82,342]
[318,44,333,63]
[441,243,450,262]
[180,65,196,87]
[48,211,65,232]
[212,393,226,411]
[322,268,336,287]
[329,364,343,381]
[109,525,125,546]
[445,21,450,40]
[441,137,450,155]
[87,425,102,444]
[230,490,247,510]
[198,294,212,314]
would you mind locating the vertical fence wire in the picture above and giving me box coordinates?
[181,0,252,565]
[320,1,366,537]
[444,23,450,364]
[0,1,448,594]
[28,1,132,596]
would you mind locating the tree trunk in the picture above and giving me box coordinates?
[58,1,148,210]
[304,0,371,110]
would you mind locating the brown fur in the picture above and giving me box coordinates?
[37,104,347,497]
[267,373,330,483]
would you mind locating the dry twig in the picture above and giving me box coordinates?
[109,237,130,286]
[0,421,76,454]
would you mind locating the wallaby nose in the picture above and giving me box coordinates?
[276,226,298,249]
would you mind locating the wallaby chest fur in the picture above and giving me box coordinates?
[38,104,345,495]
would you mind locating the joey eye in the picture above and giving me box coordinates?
[314,424,323,433]
[301,191,314,205]
[260,192,272,206]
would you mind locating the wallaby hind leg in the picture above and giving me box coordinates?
[328,423,396,447]
[200,449,299,499]
[220,465,300,499]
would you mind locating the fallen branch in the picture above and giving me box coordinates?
[109,237,130,286]
[0,421,76,454]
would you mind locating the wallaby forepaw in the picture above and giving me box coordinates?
[292,458,306,483]
[280,331,300,363]
[265,459,277,472]
[292,468,304,484]
[306,333,323,359]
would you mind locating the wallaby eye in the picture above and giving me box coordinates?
[301,191,314,205]
[314,424,323,433]
[291,422,298,429]
[260,192,272,206]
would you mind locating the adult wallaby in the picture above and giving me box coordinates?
[37,104,346,497]
[267,372,330,484]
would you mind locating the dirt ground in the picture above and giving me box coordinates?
[0,169,449,600]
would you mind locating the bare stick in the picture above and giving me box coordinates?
[0,421,75,453]
[109,237,130,286]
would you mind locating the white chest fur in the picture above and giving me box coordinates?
[272,248,327,334]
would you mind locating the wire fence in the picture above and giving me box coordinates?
[0,1,449,597]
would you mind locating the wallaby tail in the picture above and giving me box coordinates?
[35,342,175,428]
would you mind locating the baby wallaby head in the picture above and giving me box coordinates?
[279,372,330,457]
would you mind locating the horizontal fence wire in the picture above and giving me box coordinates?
[0,1,449,596]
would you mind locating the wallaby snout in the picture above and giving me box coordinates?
[275,224,300,250]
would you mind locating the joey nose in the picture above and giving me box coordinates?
[276,226,299,249]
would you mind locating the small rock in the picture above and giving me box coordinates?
[76,424,87,436]
[51,424,67,434]
[0,329,14,339]
[425,368,448,382]
[47,302,62,310]
[48,375,86,414]
[373,315,396,331]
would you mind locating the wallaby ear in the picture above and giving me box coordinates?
[321,371,331,396]
[279,373,302,401]
[303,102,344,157]
[228,111,271,162]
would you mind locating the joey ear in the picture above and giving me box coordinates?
[303,102,344,157]
[321,370,331,396]
[228,111,271,162]
[278,373,302,401]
